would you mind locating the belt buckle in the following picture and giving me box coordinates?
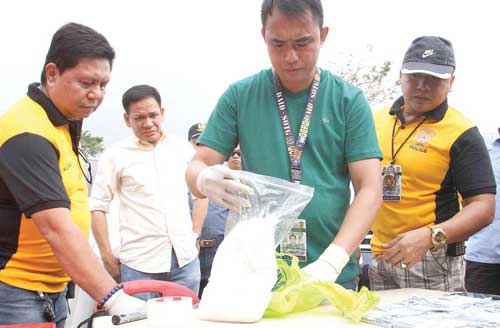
[199,240,215,248]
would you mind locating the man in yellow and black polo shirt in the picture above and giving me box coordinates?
[0,23,144,327]
[370,36,496,292]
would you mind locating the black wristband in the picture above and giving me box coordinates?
[96,284,123,311]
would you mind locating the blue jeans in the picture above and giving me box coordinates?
[0,281,67,328]
[121,249,200,300]
[465,260,500,296]
[199,239,223,298]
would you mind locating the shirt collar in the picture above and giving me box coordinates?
[27,82,70,127]
[389,95,448,126]
[27,82,83,152]
[133,130,166,147]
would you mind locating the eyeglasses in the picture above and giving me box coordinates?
[77,148,93,184]
[231,150,241,157]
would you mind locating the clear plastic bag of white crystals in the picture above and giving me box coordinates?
[198,171,314,323]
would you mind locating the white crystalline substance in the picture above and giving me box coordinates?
[198,217,278,323]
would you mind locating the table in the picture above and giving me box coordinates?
[92,288,446,327]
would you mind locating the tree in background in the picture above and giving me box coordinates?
[80,130,104,157]
[328,46,399,109]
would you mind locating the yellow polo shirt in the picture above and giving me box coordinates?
[0,83,90,292]
[371,97,495,254]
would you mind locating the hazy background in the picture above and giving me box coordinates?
[1,0,498,147]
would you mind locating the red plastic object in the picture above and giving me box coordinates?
[123,280,199,305]
[94,279,200,312]
[0,324,55,328]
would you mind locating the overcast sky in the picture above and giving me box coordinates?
[1,0,498,147]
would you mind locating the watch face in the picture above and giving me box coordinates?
[434,230,446,243]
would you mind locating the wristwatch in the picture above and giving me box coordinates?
[428,225,447,251]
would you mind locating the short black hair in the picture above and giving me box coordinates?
[41,22,115,84]
[122,84,162,113]
[261,0,324,29]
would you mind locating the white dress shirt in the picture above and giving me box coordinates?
[90,133,197,272]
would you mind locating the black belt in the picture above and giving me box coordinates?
[447,241,466,257]
[198,239,215,248]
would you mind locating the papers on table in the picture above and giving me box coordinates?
[363,294,500,327]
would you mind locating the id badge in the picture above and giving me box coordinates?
[280,219,307,262]
[382,164,402,201]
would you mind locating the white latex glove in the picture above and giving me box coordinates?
[196,164,253,212]
[103,289,146,315]
[302,244,349,283]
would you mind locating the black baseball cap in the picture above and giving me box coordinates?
[401,36,455,79]
[188,122,206,141]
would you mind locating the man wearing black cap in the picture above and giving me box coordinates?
[188,123,206,148]
[187,122,211,238]
[369,36,496,292]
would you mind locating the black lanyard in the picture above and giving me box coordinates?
[391,116,426,164]
[273,68,321,183]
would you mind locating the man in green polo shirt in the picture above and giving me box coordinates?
[185,0,382,290]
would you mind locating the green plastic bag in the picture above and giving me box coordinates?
[264,255,380,322]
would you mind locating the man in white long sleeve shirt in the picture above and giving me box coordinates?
[90,84,200,299]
